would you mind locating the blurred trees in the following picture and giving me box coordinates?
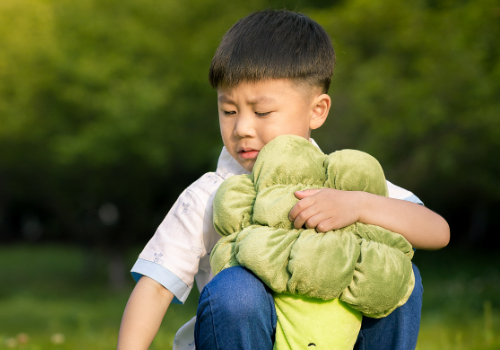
[0,0,263,246]
[0,0,499,269]
[312,0,500,243]
[0,0,271,286]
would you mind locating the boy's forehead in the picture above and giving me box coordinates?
[218,93,277,105]
[217,78,315,102]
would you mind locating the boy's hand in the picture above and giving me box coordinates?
[288,188,362,232]
[289,188,450,250]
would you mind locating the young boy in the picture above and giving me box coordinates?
[117,9,449,350]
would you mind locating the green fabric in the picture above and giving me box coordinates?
[274,295,362,349]
[210,135,415,349]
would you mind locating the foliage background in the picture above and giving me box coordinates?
[0,0,499,348]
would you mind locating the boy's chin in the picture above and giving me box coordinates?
[241,160,256,172]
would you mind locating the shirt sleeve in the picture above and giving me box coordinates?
[386,180,423,205]
[131,187,208,304]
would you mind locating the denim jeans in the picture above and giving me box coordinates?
[195,264,423,350]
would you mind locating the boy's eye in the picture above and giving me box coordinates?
[255,111,271,117]
[222,110,236,116]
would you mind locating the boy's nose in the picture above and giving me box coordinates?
[233,114,255,138]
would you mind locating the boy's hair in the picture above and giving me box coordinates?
[209,9,335,93]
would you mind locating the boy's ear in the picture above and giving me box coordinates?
[309,93,331,130]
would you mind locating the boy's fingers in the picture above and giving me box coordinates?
[292,206,321,229]
[294,188,322,199]
[304,213,324,230]
[291,208,309,229]
[288,196,313,221]
[316,218,337,233]
[289,188,324,221]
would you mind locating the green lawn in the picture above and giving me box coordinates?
[413,249,500,350]
[0,244,498,349]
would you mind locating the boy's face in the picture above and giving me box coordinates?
[218,79,330,172]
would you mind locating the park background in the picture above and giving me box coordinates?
[0,0,499,348]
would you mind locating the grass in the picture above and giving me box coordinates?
[0,244,499,349]
[413,249,500,350]
[0,244,198,349]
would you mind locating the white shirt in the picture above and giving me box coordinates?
[131,141,422,350]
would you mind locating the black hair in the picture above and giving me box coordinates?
[209,9,335,93]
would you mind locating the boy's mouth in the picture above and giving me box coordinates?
[238,148,260,159]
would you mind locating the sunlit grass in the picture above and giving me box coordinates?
[0,244,198,350]
[414,249,500,350]
[417,301,499,350]
[0,244,498,349]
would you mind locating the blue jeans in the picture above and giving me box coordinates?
[195,264,423,350]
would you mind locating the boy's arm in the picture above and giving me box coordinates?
[117,276,174,350]
[289,188,450,250]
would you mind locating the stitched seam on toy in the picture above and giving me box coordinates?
[275,300,293,349]
[271,233,297,291]
[256,181,324,191]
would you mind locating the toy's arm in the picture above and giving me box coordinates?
[117,276,173,350]
[290,188,450,250]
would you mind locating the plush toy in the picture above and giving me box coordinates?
[210,135,415,350]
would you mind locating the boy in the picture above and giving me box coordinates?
[117,9,449,350]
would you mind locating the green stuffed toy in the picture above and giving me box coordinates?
[210,135,415,350]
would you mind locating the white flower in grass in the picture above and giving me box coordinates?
[51,333,65,344]
[5,338,17,348]
[17,333,29,344]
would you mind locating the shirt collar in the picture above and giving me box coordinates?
[216,138,322,180]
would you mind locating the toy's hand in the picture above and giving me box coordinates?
[288,188,362,232]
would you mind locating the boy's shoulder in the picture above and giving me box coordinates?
[186,146,250,202]
[188,172,224,202]
[188,143,422,205]
[386,181,423,204]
